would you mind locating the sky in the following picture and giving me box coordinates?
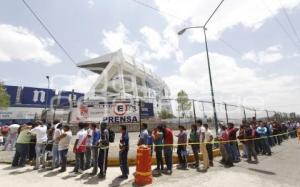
[0,0,300,113]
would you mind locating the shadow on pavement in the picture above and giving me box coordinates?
[9,168,33,175]
[44,171,60,177]
[248,168,276,175]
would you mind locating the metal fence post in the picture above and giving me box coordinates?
[192,99,197,124]
[243,106,247,121]
[224,103,229,124]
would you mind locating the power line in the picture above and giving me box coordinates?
[277,0,300,44]
[21,0,81,69]
[261,0,300,52]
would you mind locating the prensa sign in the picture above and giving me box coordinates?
[71,101,140,123]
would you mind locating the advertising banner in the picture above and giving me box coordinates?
[71,100,140,123]
[21,87,55,106]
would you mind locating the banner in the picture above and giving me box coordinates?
[71,101,140,123]
[4,85,19,105]
[21,86,55,106]
[57,91,84,107]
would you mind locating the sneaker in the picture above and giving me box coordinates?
[166,170,172,175]
[58,169,66,172]
[78,169,83,174]
[118,175,128,179]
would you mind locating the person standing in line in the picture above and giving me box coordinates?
[118,125,129,179]
[162,123,173,175]
[50,120,62,170]
[138,123,149,146]
[98,122,110,179]
[244,124,258,164]
[189,124,200,168]
[3,120,20,151]
[176,125,188,170]
[89,123,100,176]
[152,125,164,174]
[30,120,48,170]
[203,124,214,167]
[57,125,72,172]
[197,120,209,170]
[12,124,31,167]
[218,125,233,167]
[227,123,240,162]
[72,122,88,174]
[256,121,271,156]
[85,123,93,170]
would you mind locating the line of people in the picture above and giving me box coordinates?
[2,118,300,181]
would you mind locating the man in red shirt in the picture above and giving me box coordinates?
[162,123,173,175]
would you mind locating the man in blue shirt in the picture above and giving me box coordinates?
[119,125,129,179]
[256,121,271,156]
[89,123,100,176]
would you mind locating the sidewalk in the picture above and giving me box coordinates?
[0,139,298,187]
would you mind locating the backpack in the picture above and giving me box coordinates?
[108,129,115,143]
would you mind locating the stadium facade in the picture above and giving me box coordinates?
[0,49,172,125]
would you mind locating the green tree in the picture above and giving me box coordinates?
[0,84,10,108]
[158,110,174,119]
[176,90,191,118]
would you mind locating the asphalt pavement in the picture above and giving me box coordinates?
[0,138,299,187]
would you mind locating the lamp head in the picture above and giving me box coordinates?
[178,28,186,35]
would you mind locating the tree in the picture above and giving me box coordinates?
[176,90,191,118]
[0,84,10,108]
[158,110,174,119]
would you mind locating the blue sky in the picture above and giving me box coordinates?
[0,0,300,113]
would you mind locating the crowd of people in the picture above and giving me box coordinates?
[0,118,299,181]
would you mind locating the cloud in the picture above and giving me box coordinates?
[51,71,98,93]
[101,23,183,66]
[242,45,283,64]
[154,0,300,42]
[87,0,95,8]
[84,48,99,58]
[163,52,300,112]
[0,24,61,65]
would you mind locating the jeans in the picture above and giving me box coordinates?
[91,147,99,173]
[206,143,213,162]
[59,149,68,170]
[98,148,109,175]
[229,142,240,161]
[3,133,17,151]
[119,150,129,176]
[74,152,85,172]
[163,146,173,171]
[52,144,60,168]
[35,143,46,168]
[177,145,187,167]
[191,145,199,167]
[245,142,257,161]
[260,137,271,154]
[155,146,164,170]
[85,146,92,170]
[12,143,29,167]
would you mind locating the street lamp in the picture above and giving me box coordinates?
[178,0,225,135]
[45,75,50,109]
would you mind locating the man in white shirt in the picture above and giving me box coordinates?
[57,125,72,172]
[72,122,88,174]
[85,124,93,170]
[196,120,209,170]
[3,120,20,151]
[30,120,48,170]
[50,120,62,170]
[204,123,214,167]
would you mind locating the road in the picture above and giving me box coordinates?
[0,138,299,187]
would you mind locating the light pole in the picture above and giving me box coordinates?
[178,0,224,135]
[45,75,50,110]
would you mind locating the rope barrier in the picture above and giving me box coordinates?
[2,130,297,150]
